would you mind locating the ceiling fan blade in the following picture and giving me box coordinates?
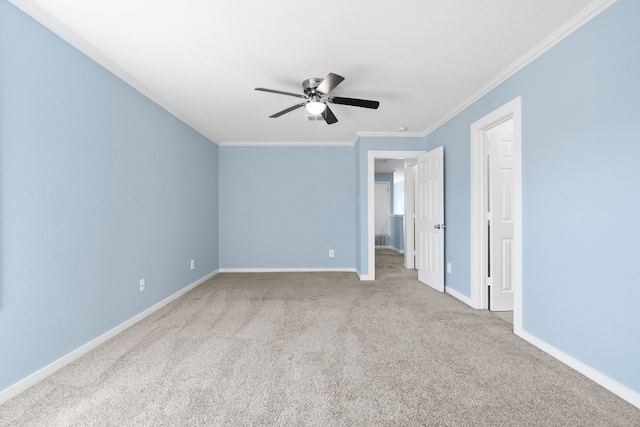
[315,73,345,95]
[329,96,380,109]
[255,87,307,99]
[321,105,338,124]
[269,102,306,118]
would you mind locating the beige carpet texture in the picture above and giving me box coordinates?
[1,250,638,426]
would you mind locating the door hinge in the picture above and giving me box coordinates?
[487,212,493,221]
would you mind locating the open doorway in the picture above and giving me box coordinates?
[368,151,426,280]
[373,160,406,253]
[470,97,522,333]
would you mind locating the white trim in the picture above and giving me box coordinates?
[218,141,354,147]
[423,0,616,138]
[0,269,219,405]
[357,131,427,138]
[374,245,404,253]
[383,247,405,254]
[7,0,218,145]
[445,286,474,307]
[470,97,522,331]
[219,268,357,274]
[356,272,375,281]
[367,151,426,281]
[518,330,640,409]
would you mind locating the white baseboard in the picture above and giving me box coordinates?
[444,284,639,409]
[388,247,405,254]
[374,245,405,253]
[0,269,219,405]
[356,270,375,281]
[6,268,636,411]
[445,285,475,307]
[517,329,640,409]
[219,267,357,274]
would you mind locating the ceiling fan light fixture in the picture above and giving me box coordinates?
[305,99,326,115]
[256,73,379,124]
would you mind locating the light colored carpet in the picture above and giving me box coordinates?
[491,310,514,325]
[1,250,638,426]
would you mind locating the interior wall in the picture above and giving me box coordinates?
[424,0,640,397]
[0,1,220,393]
[218,145,356,270]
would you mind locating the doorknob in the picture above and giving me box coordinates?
[434,224,446,229]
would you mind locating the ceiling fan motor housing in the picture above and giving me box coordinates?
[302,78,323,96]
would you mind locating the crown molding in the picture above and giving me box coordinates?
[352,131,427,145]
[8,0,219,145]
[9,0,616,147]
[423,0,617,137]
[356,132,427,140]
[356,131,426,138]
[218,140,354,147]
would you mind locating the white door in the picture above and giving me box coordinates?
[404,164,417,269]
[488,123,515,311]
[416,146,444,291]
[374,182,391,238]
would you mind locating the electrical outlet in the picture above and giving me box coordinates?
[139,279,146,292]
[190,259,195,270]
[329,249,335,258]
[447,263,452,274]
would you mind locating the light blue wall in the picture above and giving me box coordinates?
[389,217,405,252]
[355,137,426,275]
[219,145,355,269]
[0,1,219,392]
[425,0,640,393]
[3,0,639,404]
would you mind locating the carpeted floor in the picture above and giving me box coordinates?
[1,250,638,426]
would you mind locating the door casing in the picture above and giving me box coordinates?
[470,97,523,333]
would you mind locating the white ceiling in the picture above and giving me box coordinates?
[13,0,600,145]
[375,159,407,174]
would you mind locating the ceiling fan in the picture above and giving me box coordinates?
[255,73,379,125]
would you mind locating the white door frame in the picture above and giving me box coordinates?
[368,151,425,280]
[470,96,523,333]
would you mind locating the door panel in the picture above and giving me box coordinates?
[501,238,513,291]
[416,147,444,291]
[489,127,514,311]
